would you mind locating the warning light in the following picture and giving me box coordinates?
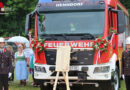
[38,0,52,3]
[0,2,3,8]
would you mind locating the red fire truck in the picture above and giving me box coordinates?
[25,0,129,90]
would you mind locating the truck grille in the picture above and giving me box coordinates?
[51,71,88,77]
[45,49,95,65]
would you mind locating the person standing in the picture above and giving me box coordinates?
[122,37,130,90]
[6,45,15,81]
[15,44,29,86]
[30,54,36,86]
[0,37,13,90]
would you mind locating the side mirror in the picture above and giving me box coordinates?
[117,10,126,34]
[25,14,31,35]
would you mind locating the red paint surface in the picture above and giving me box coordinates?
[35,14,38,40]
[34,13,47,64]
[35,51,47,64]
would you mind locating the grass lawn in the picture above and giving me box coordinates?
[9,67,126,90]
[120,80,126,90]
[9,75,40,90]
[9,77,126,90]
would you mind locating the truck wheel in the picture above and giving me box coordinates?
[71,85,76,90]
[101,68,119,90]
[40,83,52,90]
[112,68,120,90]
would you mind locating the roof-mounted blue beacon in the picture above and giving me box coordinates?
[38,0,52,3]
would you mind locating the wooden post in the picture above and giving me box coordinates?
[65,72,70,90]
[53,71,60,90]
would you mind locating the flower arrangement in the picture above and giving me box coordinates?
[31,38,45,53]
[93,38,109,51]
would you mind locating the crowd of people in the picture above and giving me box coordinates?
[0,37,39,90]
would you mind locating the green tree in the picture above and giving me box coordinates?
[120,0,130,14]
[0,0,38,37]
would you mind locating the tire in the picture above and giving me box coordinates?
[101,68,119,90]
[57,84,66,90]
[71,85,77,90]
[40,83,52,90]
[111,68,120,90]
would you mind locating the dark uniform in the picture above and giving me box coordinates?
[9,52,15,81]
[0,49,12,90]
[122,51,130,90]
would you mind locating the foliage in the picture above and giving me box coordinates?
[109,27,116,34]
[120,0,130,14]
[0,0,38,37]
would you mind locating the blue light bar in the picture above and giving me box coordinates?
[38,0,52,3]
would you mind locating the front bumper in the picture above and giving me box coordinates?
[34,64,113,81]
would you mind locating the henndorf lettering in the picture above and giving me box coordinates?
[56,3,83,7]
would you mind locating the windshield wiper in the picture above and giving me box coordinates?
[81,33,95,40]
[40,34,58,40]
[62,33,95,40]
[61,34,70,41]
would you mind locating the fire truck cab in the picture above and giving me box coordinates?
[25,0,129,90]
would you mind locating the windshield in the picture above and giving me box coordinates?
[38,11,105,35]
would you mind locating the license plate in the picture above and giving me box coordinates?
[70,66,79,71]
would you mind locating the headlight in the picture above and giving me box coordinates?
[35,66,46,73]
[94,66,110,73]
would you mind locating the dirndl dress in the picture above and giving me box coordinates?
[15,52,28,80]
